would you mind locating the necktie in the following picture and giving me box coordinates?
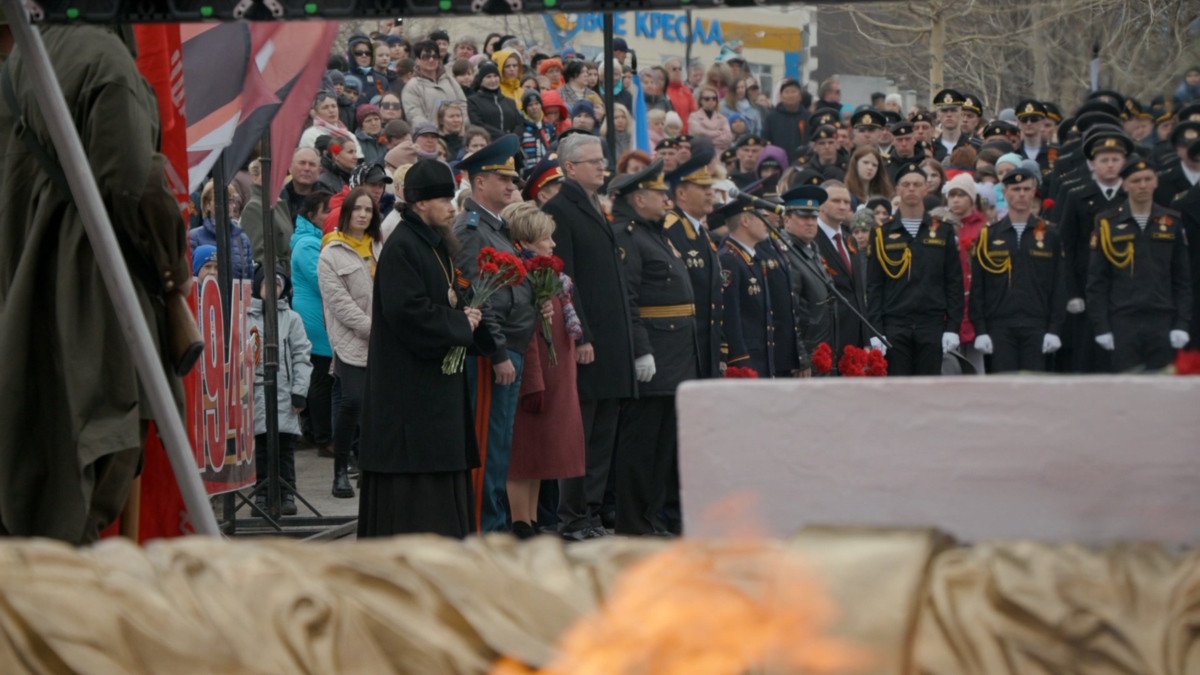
[1104,188,1114,200]
[834,232,852,271]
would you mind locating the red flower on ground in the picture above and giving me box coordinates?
[1176,349,1200,375]
[838,345,865,377]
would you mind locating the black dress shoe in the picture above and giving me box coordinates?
[512,521,537,540]
[281,495,298,516]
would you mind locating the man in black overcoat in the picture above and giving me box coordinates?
[541,134,636,540]
[358,160,494,539]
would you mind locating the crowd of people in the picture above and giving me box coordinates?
[188,20,1200,539]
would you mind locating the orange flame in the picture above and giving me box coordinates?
[492,537,872,675]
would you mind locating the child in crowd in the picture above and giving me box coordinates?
[248,264,313,516]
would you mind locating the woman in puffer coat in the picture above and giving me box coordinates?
[249,264,312,515]
[318,187,382,501]
[468,60,523,141]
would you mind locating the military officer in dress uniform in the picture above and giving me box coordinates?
[1170,138,1200,349]
[754,202,807,378]
[452,134,539,533]
[718,198,775,377]
[969,168,1068,372]
[610,159,698,536]
[867,162,964,376]
[982,120,1021,151]
[931,89,972,162]
[1042,102,1063,148]
[1057,126,1132,373]
[663,149,724,379]
[780,185,835,369]
[1153,120,1200,207]
[1087,155,1192,371]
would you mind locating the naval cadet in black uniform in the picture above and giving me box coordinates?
[1015,99,1053,173]
[1154,120,1200,207]
[931,89,973,162]
[867,162,964,375]
[1057,126,1132,373]
[780,185,835,368]
[886,120,925,183]
[1169,138,1200,348]
[969,168,1068,372]
[800,125,847,181]
[663,149,724,378]
[718,198,775,377]
[730,135,766,188]
[610,159,698,536]
[1087,155,1192,372]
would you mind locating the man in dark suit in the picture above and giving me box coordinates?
[812,180,867,357]
[541,134,636,541]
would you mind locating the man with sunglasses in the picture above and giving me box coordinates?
[1015,99,1052,173]
[401,39,469,127]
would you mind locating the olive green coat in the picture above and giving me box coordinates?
[0,26,189,541]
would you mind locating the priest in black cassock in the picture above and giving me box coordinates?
[358,159,496,539]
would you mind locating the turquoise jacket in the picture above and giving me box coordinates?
[289,215,332,357]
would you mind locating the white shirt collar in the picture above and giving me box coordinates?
[1182,164,1200,186]
[817,219,841,242]
[683,210,705,229]
[1095,179,1122,197]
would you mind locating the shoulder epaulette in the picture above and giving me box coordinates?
[465,211,479,229]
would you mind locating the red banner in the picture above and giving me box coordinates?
[122,24,256,542]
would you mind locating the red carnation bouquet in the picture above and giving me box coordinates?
[724,365,759,378]
[524,254,565,365]
[837,344,888,377]
[443,246,528,374]
[811,343,834,374]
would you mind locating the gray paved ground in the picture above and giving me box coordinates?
[219,441,360,539]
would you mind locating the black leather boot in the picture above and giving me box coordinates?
[332,458,354,498]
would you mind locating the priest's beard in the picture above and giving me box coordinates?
[433,223,461,256]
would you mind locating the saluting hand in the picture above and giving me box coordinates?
[465,307,482,331]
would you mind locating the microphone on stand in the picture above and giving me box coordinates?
[727,186,785,216]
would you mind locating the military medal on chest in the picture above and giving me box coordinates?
[1034,229,1045,249]
[748,277,761,295]
[687,250,705,268]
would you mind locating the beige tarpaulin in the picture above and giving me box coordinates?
[0,529,1195,674]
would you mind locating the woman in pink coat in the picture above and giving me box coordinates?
[503,203,586,540]
[687,84,734,152]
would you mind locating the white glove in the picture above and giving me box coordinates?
[973,335,994,355]
[1095,333,1115,351]
[635,354,656,383]
[1170,330,1190,349]
[869,337,887,356]
[942,332,960,353]
[1066,298,1086,314]
[1042,334,1062,354]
